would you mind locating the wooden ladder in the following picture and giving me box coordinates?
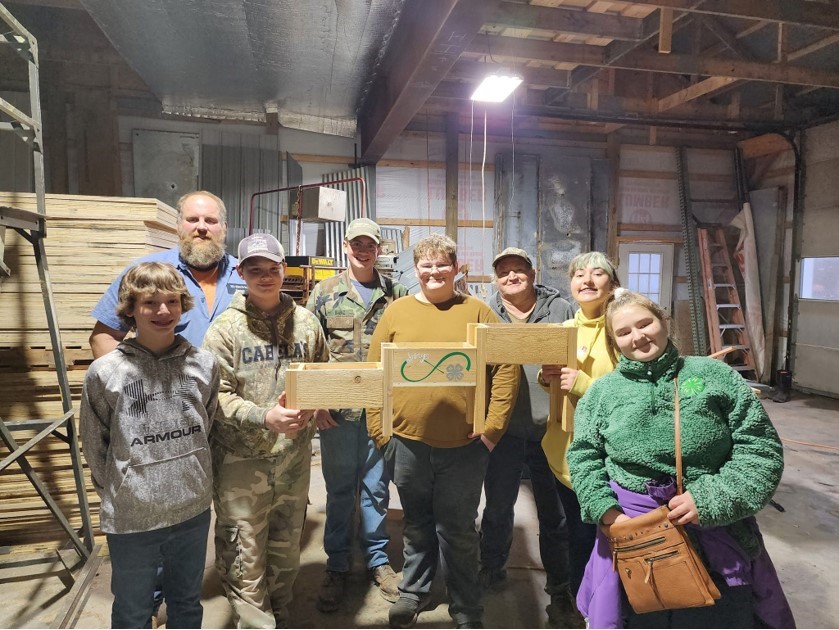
[697,226,757,381]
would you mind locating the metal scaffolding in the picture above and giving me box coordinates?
[0,3,100,626]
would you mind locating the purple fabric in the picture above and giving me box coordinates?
[576,481,795,629]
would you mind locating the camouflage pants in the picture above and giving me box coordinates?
[212,443,311,629]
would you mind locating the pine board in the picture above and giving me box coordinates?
[0,192,176,550]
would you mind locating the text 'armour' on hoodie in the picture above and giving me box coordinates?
[79,336,220,534]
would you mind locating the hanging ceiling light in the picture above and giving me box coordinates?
[470,74,523,103]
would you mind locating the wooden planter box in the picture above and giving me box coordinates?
[467,323,578,432]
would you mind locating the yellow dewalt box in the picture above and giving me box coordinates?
[285,256,340,282]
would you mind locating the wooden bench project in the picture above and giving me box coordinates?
[285,325,579,437]
[466,323,578,432]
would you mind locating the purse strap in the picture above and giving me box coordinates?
[674,376,683,495]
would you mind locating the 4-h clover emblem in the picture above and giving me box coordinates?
[680,376,705,397]
[446,363,464,382]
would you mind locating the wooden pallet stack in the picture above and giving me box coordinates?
[0,192,178,550]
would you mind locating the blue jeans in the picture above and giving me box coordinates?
[480,432,570,593]
[319,415,390,572]
[385,436,489,626]
[107,509,211,629]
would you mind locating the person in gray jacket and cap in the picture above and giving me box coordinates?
[479,247,583,628]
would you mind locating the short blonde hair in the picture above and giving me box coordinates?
[568,251,619,284]
[176,190,227,224]
[413,233,458,266]
[604,288,674,361]
[116,262,194,329]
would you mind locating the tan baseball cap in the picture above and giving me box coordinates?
[492,247,533,269]
[345,218,381,244]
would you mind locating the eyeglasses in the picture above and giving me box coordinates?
[417,263,454,273]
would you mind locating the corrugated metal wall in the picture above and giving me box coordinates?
[200,130,284,252]
[321,166,376,265]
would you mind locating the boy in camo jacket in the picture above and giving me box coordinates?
[203,234,328,628]
[306,218,408,612]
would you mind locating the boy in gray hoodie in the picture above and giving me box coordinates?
[80,262,220,629]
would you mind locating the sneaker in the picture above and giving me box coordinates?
[478,566,508,592]
[546,589,586,629]
[370,564,401,603]
[388,595,430,629]
[316,570,347,613]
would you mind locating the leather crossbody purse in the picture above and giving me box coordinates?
[604,377,722,614]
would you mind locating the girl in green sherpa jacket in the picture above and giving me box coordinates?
[567,289,794,629]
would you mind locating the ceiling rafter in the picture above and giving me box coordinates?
[447,58,570,88]
[467,33,839,89]
[555,8,695,102]
[486,2,645,41]
[357,0,505,165]
[700,15,752,59]
[635,1,839,30]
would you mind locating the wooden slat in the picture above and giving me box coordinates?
[0,192,175,551]
[658,7,673,54]
[656,77,739,113]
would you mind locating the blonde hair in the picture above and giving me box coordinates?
[176,190,227,224]
[116,262,194,329]
[604,288,675,362]
[413,233,458,266]
[568,251,619,284]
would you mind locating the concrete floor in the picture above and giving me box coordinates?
[1,392,838,628]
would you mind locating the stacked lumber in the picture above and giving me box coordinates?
[0,192,178,550]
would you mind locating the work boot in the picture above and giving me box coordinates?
[388,595,430,629]
[316,570,347,613]
[478,566,508,592]
[370,564,401,602]
[546,588,586,629]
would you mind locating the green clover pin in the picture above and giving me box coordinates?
[681,376,704,397]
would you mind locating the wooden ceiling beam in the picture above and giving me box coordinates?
[357,0,504,165]
[429,83,779,124]
[635,1,839,30]
[559,9,694,98]
[468,34,839,89]
[656,76,738,112]
[486,2,644,41]
[700,15,753,59]
[788,33,839,62]
[448,58,569,88]
[468,33,605,66]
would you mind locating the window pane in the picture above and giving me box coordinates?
[628,273,640,292]
[801,257,839,300]
[650,274,660,293]
[650,253,661,271]
[639,275,650,293]
[629,254,639,273]
[640,254,650,273]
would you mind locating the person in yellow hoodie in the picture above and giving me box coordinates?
[539,251,618,599]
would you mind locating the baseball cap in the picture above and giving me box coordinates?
[492,247,533,269]
[237,234,285,265]
[345,218,381,244]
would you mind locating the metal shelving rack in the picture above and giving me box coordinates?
[0,4,99,626]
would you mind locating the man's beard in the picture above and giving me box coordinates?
[179,231,226,270]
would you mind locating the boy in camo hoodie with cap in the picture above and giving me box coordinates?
[203,233,328,628]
